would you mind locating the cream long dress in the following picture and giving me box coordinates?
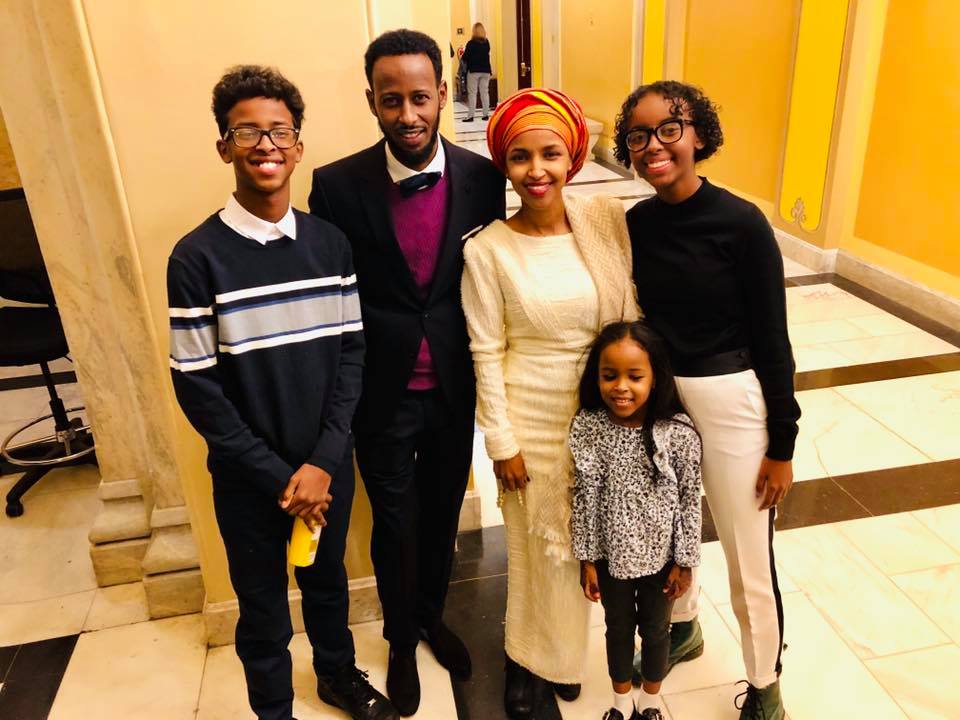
[461,194,639,683]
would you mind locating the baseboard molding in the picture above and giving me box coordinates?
[773,228,838,274]
[203,490,485,647]
[774,228,960,332]
[204,575,382,647]
[458,489,482,533]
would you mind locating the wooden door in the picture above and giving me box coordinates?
[516,0,532,89]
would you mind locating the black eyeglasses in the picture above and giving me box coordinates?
[624,119,695,152]
[223,126,301,149]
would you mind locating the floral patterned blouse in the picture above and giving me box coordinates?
[570,409,703,579]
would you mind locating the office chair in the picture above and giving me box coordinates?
[0,187,96,517]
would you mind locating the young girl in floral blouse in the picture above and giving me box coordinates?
[571,321,702,720]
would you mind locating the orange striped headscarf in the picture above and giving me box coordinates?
[486,88,589,181]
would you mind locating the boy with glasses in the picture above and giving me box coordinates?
[167,65,396,720]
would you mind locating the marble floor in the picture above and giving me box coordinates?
[1,107,958,718]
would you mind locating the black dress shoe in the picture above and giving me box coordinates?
[316,665,399,720]
[386,646,420,717]
[552,681,581,701]
[420,621,472,680]
[504,654,533,719]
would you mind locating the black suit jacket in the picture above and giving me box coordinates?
[309,137,506,432]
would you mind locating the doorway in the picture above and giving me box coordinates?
[515,0,532,89]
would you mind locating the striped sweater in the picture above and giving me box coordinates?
[166,210,364,497]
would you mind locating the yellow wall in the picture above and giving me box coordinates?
[559,0,634,150]
[855,0,960,279]
[683,0,798,206]
[0,108,20,190]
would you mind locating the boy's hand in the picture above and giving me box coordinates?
[756,457,793,510]
[580,561,601,602]
[494,452,529,492]
[280,463,333,519]
[663,564,692,600]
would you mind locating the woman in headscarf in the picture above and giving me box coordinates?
[461,89,640,719]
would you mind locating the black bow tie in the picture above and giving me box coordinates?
[396,171,442,197]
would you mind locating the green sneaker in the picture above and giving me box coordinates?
[631,617,705,686]
[734,679,785,720]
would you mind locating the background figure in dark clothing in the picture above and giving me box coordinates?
[168,66,396,720]
[308,29,505,717]
[462,22,493,121]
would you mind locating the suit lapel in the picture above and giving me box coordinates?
[428,139,472,303]
[355,141,420,300]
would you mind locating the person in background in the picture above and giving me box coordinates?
[462,22,493,122]
[308,29,505,718]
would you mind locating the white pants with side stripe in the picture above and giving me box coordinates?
[671,369,785,689]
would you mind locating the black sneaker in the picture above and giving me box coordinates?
[316,665,398,720]
[463,117,475,122]
[639,709,664,720]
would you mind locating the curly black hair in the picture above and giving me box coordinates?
[364,29,443,87]
[211,65,305,137]
[613,80,722,168]
[578,321,699,481]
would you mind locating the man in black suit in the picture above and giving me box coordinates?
[309,29,505,717]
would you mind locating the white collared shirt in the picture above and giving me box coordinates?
[218,194,297,244]
[384,139,446,185]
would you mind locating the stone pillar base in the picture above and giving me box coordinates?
[144,567,205,619]
[90,536,149,586]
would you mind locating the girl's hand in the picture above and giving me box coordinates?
[663,564,692,600]
[756,457,793,510]
[494,452,529,492]
[580,561,601,602]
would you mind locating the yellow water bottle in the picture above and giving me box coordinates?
[288,517,323,567]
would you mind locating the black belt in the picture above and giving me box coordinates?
[673,348,752,377]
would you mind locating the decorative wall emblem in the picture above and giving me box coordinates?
[790,196,807,227]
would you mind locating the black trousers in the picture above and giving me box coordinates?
[596,560,675,684]
[213,445,356,720]
[355,388,474,646]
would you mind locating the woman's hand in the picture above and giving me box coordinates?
[494,452,529,492]
[756,457,793,510]
[663,564,692,600]
[580,561,601,602]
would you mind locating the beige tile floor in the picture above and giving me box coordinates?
[30,506,959,719]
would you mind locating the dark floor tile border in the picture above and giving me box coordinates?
[0,634,78,720]
[452,461,960,583]
[795,352,960,391]
[786,273,960,348]
[0,645,18,682]
[0,370,77,393]
[696,460,960,542]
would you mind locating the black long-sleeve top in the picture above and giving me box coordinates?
[627,178,800,460]
[462,38,492,73]
[167,211,364,497]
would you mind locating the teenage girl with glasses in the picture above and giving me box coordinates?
[616,80,800,720]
